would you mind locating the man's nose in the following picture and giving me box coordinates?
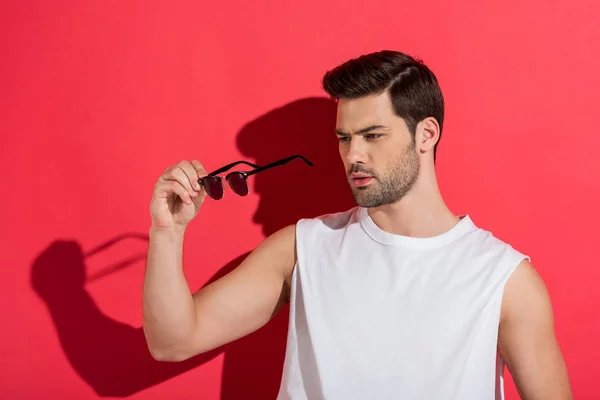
[345,137,368,165]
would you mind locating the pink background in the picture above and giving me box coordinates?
[2,1,599,398]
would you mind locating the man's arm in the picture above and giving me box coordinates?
[142,223,296,362]
[498,259,573,399]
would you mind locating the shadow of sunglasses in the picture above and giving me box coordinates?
[198,154,313,200]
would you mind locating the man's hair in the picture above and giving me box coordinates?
[322,50,445,161]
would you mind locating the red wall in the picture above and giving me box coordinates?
[2,1,599,398]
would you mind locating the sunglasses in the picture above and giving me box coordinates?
[198,154,313,200]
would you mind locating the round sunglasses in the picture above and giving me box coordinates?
[198,155,313,200]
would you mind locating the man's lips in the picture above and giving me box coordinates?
[349,173,374,187]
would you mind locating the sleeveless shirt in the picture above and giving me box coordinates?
[276,206,529,400]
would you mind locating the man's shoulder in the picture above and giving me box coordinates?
[263,207,360,252]
[452,217,531,282]
[297,206,360,231]
[464,218,527,255]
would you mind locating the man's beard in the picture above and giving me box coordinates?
[348,142,420,208]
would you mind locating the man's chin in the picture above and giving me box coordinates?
[352,193,377,208]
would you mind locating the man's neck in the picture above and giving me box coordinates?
[366,176,459,238]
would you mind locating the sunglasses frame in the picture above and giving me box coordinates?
[198,155,313,200]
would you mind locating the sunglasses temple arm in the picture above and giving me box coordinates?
[208,160,262,176]
[245,155,313,177]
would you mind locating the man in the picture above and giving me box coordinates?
[142,50,572,399]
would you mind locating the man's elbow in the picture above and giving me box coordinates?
[147,343,196,362]
[143,330,198,362]
[142,321,200,361]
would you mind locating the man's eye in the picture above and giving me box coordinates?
[364,134,382,140]
[338,137,351,143]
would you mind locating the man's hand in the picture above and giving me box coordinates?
[150,160,208,232]
[499,259,573,399]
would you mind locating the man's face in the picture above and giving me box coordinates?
[335,91,420,208]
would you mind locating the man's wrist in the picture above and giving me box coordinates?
[149,223,186,239]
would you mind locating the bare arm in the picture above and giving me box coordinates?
[189,224,295,353]
[142,160,296,361]
[143,226,194,361]
[498,259,573,399]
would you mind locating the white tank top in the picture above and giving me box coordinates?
[276,207,529,400]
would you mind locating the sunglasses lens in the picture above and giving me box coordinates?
[202,177,223,200]
[227,172,249,196]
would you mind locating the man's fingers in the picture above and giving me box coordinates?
[191,160,208,181]
[177,160,202,194]
[155,180,192,205]
[160,162,196,198]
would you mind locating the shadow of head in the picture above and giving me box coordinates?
[236,97,355,236]
[30,240,87,300]
[31,233,149,299]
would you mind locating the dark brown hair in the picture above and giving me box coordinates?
[322,50,445,161]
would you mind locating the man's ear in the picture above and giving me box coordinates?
[416,117,440,155]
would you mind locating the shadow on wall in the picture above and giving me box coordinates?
[30,97,355,398]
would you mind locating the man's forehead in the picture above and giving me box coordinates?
[335,94,395,132]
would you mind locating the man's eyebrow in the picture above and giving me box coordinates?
[335,125,388,136]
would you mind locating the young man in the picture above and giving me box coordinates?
[143,50,572,399]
